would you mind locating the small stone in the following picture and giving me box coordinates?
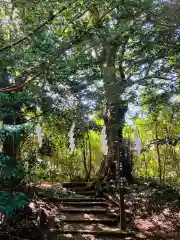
[135,232,146,239]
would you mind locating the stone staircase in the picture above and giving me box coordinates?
[45,182,133,239]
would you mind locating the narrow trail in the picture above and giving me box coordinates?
[3,180,178,239]
[44,182,133,239]
[38,181,179,239]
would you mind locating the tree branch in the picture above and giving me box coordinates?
[127,75,173,88]
[0,72,42,92]
[141,135,180,153]
[0,6,67,53]
[0,6,110,93]
[0,26,97,92]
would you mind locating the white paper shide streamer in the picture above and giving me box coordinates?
[134,125,142,156]
[101,125,108,155]
[36,124,42,148]
[68,122,75,154]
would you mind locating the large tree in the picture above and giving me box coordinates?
[0,0,179,182]
[91,0,180,181]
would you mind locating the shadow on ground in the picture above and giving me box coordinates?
[124,179,180,239]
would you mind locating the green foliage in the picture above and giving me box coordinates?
[0,191,30,217]
[124,105,180,182]
[35,166,50,181]
[0,92,28,104]
[0,154,24,186]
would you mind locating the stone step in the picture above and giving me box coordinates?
[70,188,93,192]
[60,208,119,217]
[62,182,92,188]
[57,212,118,221]
[75,190,96,196]
[60,218,118,224]
[62,205,105,210]
[61,208,107,214]
[84,237,133,240]
[47,228,133,238]
[63,201,109,207]
[37,194,105,202]
[59,198,105,202]
[72,185,95,191]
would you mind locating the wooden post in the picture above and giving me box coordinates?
[116,103,125,230]
[107,101,126,229]
[117,142,125,229]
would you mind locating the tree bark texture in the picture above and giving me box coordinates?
[100,40,133,183]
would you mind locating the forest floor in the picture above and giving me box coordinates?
[122,179,180,239]
[0,179,180,239]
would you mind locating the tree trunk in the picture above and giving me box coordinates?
[162,145,168,181]
[99,40,134,183]
[155,122,162,181]
[94,155,108,181]
[103,101,134,183]
[88,134,92,180]
[82,137,89,181]
[105,102,125,180]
